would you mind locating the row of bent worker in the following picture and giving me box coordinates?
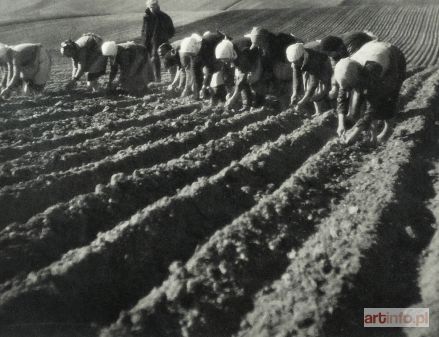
[0,27,406,146]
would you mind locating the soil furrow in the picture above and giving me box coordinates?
[404,122,439,337]
[0,111,334,329]
[0,109,303,284]
[235,70,439,337]
[0,106,273,228]
[0,102,199,162]
[0,104,218,187]
[100,136,369,337]
[0,91,177,146]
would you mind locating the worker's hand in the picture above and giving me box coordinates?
[0,88,11,99]
[238,105,249,112]
[181,88,190,98]
[225,97,235,109]
[297,96,309,108]
[199,86,210,100]
[65,79,77,90]
[337,124,346,138]
[290,95,298,107]
[167,84,175,91]
[328,87,338,100]
[225,92,239,109]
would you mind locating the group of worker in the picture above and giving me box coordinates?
[0,0,406,145]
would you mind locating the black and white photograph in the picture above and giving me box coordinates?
[0,0,438,336]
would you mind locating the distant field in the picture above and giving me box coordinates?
[1,5,439,68]
[228,0,343,10]
[177,5,439,67]
[0,0,342,22]
[342,0,439,4]
[0,11,219,50]
[1,2,439,337]
[0,0,213,19]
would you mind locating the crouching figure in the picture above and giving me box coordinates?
[215,37,256,110]
[158,42,183,91]
[60,33,107,92]
[0,42,51,98]
[101,41,153,96]
[286,42,332,115]
[179,32,226,100]
[333,40,406,145]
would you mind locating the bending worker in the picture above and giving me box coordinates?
[333,40,406,145]
[286,42,332,115]
[60,33,107,92]
[0,42,51,98]
[101,41,153,96]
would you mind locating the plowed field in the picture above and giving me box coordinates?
[1,4,439,337]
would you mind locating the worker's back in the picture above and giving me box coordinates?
[351,40,392,77]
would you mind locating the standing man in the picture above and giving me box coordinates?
[141,0,175,82]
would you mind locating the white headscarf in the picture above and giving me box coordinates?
[101,41,118,57]
[215,39,237,60]
[334,58,362,89]
[286,43,305,63]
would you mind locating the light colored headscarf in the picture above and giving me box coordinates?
[101,41,118,57]
[334,58,362,89]
[215,39,237,60]
[286,43,305,63]
[180,33,203,54]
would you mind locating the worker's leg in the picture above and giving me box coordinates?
[369,120,378,144]
[343,125,365,144]
[313,101,324,115]
[377,119,393,143]
[152,50,161,82]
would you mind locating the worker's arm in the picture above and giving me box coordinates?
[71,59,78,79]
[6,60,14,86]
[181,63,192,97]
[225,68,247,108]
[0,64,8,88]
[336,87,349,137]
[66,54,84,90]
[168,67,181,90]
[72,62,85,81]
[107,62,119,89]
[5,59,20,89]
[200,66,211,99]
[290,63,301,106]
[0,58,20,97]
[298,73,318,106]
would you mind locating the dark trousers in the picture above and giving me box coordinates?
[151,50,161,82]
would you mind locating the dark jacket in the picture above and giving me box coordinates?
[321,31,375,61]
[259,32,301,79]
[141,8,175,54]
[341,31,375,56]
